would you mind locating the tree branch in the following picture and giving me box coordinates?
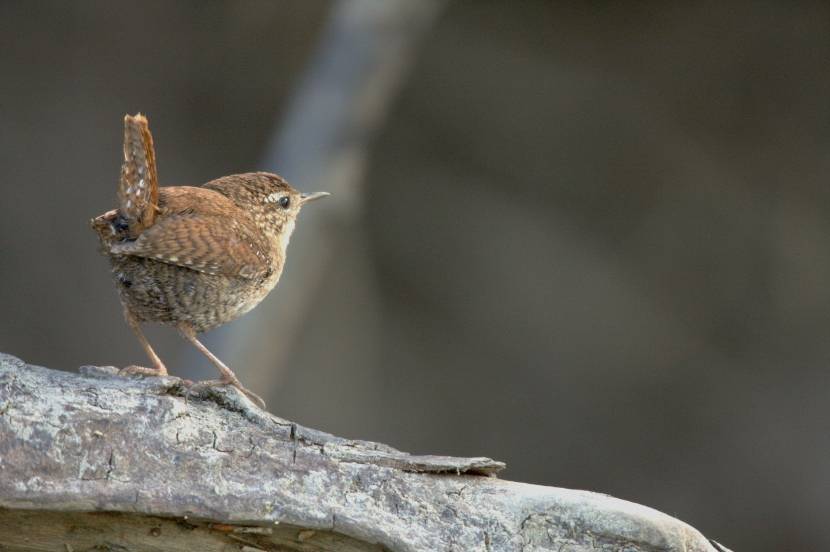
[0,353,726,551]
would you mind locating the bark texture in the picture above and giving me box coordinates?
[0,353,725,552]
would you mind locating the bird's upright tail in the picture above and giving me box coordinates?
[117,113,159,238]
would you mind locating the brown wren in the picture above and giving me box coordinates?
[91,114,329,408]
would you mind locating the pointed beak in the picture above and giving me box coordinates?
[299,191,330,205]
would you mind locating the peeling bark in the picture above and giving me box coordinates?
[0,353,727,551]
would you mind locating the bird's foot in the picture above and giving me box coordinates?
[118,364,169,378]
[186,378,267,409]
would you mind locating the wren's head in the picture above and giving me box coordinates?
[204,172,329,243]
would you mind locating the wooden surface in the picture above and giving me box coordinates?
[0,353,725,551]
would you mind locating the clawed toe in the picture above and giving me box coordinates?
[185,378,267,409]
[240,386,267,409]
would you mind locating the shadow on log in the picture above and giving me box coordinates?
[0,353,728,551]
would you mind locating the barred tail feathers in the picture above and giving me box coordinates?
[117,114,159,238]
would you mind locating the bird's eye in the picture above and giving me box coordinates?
[279,196,290,209]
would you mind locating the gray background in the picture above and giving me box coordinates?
[1,2,828,550]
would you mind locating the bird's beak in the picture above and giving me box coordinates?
[299,191,330,205]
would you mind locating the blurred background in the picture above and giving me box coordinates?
[1,1,829,550]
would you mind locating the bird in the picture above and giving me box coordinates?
[91,114,329,408]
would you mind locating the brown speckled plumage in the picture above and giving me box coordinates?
[91,114,329,407]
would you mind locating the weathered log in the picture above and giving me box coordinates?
[0,353,727,551]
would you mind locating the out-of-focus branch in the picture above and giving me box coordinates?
[0,353,728,551]
[207,0,446,387]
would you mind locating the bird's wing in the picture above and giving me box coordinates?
[118,114,159,238]
[111,214,271,279]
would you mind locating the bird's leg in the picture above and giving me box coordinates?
[177,324,266,409]
[120,310,168,376]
